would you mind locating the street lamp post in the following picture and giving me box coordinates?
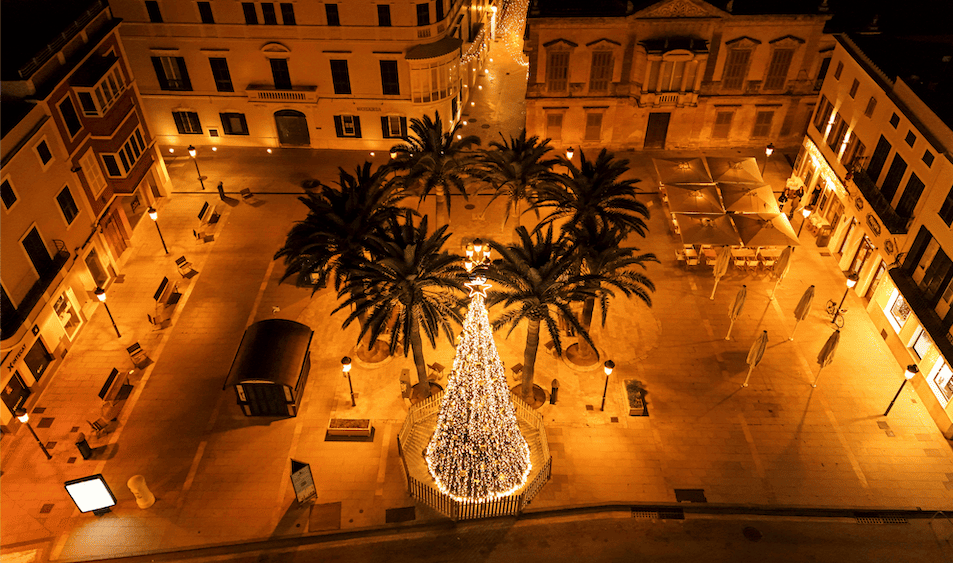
[600,360,615,411]
[884,365,919,416]
[833,273,859,327]
[565,147,574,160]
[147,207,169,254]
[761,143,775,175]
[94,287,121,338]
[342,356,355,406]
[187,145,206,190]
[797,207,812,237]
[15,409,52,460]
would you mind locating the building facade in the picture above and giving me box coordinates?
[0,0,172,433]
[109,0,497,151]
[792,34,953,436]
[523,0,833,151]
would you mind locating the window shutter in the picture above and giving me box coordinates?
[353,116,362,138]
[151,57,169,89]
[333,116,344,137]
[188,112,202,133]
[380,116,389,137]
[400,117,407,138]
[176,57,192,90]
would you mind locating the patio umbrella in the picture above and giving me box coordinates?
[731,214,801,247]
[742,330,768,387]
[718,183,780,214]
[790,285,815,341]
[707,157,763,184]
[676,214,743,246]
[654,157,712,184]
[725,285,747,341]
[811,329,841,387]
[769,246,794,300]
[666,183,725,214]
[709,246,731,300]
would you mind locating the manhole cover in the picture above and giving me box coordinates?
[464,204,476,210]
[585,405,594,411]
[610,417,619,423]
[743,527,762,541]
[482,124,491,129]
[40,503,54,514]
[468,118,478,122]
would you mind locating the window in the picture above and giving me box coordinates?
[896,172,925,218]
[101,127,146,178]
[546,113,563,140]
[880,154,908,201]
[75,65,128,115]
[220,113,249,135]
[584,113,603,141]
[378,4,391,26]
[56,186,79,225]
[849,79,859,98]
[145,1,163,22]
[842,132,866,169]
[712,111,733,139]
[381,115,407,138]
[812,95,831,131]
[380,60,399,95]
[333,115,361,138]
[939,186,953,226]
[751,110,774,138]
[589,51,613,92]
[912,328,933,359]
[763,49,794,90]
[330,60,351,95]
[262,3,278,24]
[866,136,891,181]
[435,0,443,21]
[889,113,900,128]
[834,61,843,79]
[280,3,295,24]
[814,57,830,90]
[242,3,258,24]
[1,179,17,210]
[409,58,458,102]
[326,3,340,25]
[924,150,935,167]
[173,111,202,134]
[270,58,291,90]
[722,49,750,89]
[546,51,569,92]
[864,96,877,118]
[416,3,429,26]
[209,58,233,92]
[58,96,82,137]
[827,114,848,152]
[198,2,214,23]
[905,131,917,147]
[35,140,53,165]
[151,56,191,91]
[79,150,106,197]
[931,363,953,404]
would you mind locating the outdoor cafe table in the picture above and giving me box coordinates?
[702,247,717,262]
[758,247,783,259]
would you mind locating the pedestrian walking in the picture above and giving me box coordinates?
[217,181,226,200]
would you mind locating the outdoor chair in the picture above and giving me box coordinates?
[126,342,149,368]
[685,255,699,266]
[746,258,761,271]
[175,256,194,277]
[87,417,110,437]
[240,188,253,201]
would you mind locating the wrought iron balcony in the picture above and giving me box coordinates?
[850,168,911,235]
[1,240,70,341]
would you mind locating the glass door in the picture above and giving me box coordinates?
[1,371,31,413]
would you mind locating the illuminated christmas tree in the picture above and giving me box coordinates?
[425,272,532,501]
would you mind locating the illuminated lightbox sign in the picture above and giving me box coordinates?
[64,474,117,513]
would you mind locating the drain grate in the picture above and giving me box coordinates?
[585,405,594,411]
[674,489,707,503]
[610,417,619,423]
[855,512,908,524]
[631,507,685,520]
[631,510,659,519]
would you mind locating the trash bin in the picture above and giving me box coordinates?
[816,225,833,247]
[75,433,93,460]
[550,379,559,405]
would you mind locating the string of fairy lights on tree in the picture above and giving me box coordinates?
[425,240,532,502]
[497,0,530,67]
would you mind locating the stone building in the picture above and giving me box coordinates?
[523,0,833,151]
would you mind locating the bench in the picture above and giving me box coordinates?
[154,276,182,308]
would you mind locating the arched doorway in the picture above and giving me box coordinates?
[274,110,310,146]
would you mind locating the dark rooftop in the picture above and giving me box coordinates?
[0,100,36,138]
[1,0,104,81]
[530,0,827,18]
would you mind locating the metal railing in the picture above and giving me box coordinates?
[18,1,105,78]
[851,168,911,234]
[245,86,317,103]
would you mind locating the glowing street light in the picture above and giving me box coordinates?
[342,356,355,406]
[797,207,812,237]
[566,147,574,160]
[15,409,52,460]
[95,287,121,338]
[884,365,919,416]
[147,206,168,254]
[187,145,206,190]
[600,360,615,411]
[832,273,859,327]
[761,143,775,175]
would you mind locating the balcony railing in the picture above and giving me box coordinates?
[245,85,317,103]
[1,240,70,341]
[851,168,911,235]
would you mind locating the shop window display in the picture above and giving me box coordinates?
[929,362,953,404]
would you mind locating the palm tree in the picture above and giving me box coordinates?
[274,161,406,292]
[469,129,560,230]
[533,148,650,238]
[334,211,465,398]
[485,226,595,404]
[388,111,481,216]
[564,223,657,362]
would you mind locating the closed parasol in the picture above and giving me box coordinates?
[790,285,815,340]
[725,285,747,341]
[742,330,769,387]
[811,329,841,387]
[710,246,732,300]
[769,246,794,299]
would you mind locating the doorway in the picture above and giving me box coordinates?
[849,235,875,277]
[22,227,53,276]
[644,113,670,149]
[85,250,108,287]
[275,110,310,146]
[1,371,31,413]
[24,339,53,381]
[101,211,129,258]
[865,260,886,302]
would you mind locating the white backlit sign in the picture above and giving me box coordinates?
[65,474,117,513]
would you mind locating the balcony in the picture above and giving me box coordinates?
[1,241,70,341]
[638,91,698,108]
[246,85,317,103]
[851,168,911,235]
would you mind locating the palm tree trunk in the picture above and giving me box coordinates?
[410,321,431,398]
[576,297,597,360]
[522,319,541,403]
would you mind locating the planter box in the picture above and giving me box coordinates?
[624,380,647,417]
[327,418,372,437]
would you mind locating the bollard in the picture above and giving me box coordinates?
[550,379,559,404]
[127,475,155,509]
[74,432,93,460]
